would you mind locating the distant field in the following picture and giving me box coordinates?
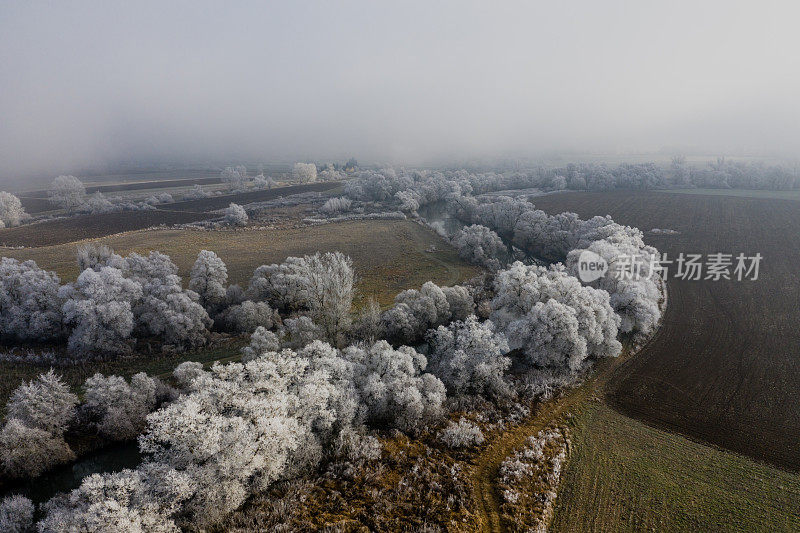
[534,191,800,470]
[1,182,343,246]
[551,404,800,532]
[663,188,800,201]
[0,219,480,307]
[165,181,340,212]
[0,210,211,247]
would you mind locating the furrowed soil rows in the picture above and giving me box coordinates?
[533,191,800,470]
[0,210,211,247]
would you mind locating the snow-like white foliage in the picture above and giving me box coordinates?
[144,192,174,206]
[427,316,511,398]
[221,165,248,191]
[139,347,343,527]
[224,202,248,226]
[60,266,143,357]
[0,495,34,533]
[342,340,445,434]
[453,224,507,270]
[76,243,120,272]
[492,263,622,371]
[249,252,354,343]
[6,370,77,435]
[0,257,63,342]
[172,361,205,390]
[241,326,281,362]
[124,251,211,350]
[395,190,420,213]
[84,191,115,213]
[439,418,485,448]
[252,174,277,190]
[188,250,228,313]
[566,235,662,335]
[352,297,383,343]
[284,316,323,348]
[0,192,25,227]
[498,427,570,532]
[38,463,195,533]
[320,196,352,215]
[48,175,86,211]
[184,184,211,199]
[83,372,161,441]
[0,418,75,478]
[219,300,275,333]
[382,281,475,344]
[293,162,317,183]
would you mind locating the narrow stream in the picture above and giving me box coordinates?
[1,442,141,506]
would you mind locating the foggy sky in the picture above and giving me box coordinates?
[1,1,799,182]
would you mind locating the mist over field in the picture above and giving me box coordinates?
[1,1,800,186]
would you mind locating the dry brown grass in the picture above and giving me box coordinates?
[1,219,480,308]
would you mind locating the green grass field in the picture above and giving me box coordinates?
[550,403,800,532]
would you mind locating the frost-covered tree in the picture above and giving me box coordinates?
[0,419,75,478]
[427,316,511,398]
[48,175,86,211]
[188,250,228,313]
[382,281,473,344]
[6,370,77,435]
[224,203,248,226]
[184,184,211,199]
[320,196,352,215]
[0,495,34,533]
[0,192,25,228]
[218,300,276,333]
[83,372,162,441]
[293,162,317,183]
[284,315,323,348]
[84,191,115,213]
[123,251,211,350]
[342,340,445,434]
[250,252,354,343]
[491,263,621,372]
[139,351,336,527]
[352,296,383,343]
[221,166,247,191]
[0,258,63,342]
[453,224,507,271]
[241,326,281,362]
[37,463,195,532]
[76,243,121,272]
[60,266,143,358]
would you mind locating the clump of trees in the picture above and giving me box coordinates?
[453,224,507,270]
[0,371,77,478]
[224,203,248,226]
[382,281,474,344]
[0,192,26,228]
[491,263,622,371]
[293,162,317,183]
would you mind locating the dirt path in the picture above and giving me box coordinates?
[469,346,643,532]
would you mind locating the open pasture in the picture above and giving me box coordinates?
[0,219,480,308]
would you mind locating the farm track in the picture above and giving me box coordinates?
[470,340,647,532]
[533,191,800,470]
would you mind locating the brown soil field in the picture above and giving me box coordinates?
[0,210,211,247]
[165,181,340,212]
[21,177,223,200]
[0,219,480,308]
[533,190,800,470]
